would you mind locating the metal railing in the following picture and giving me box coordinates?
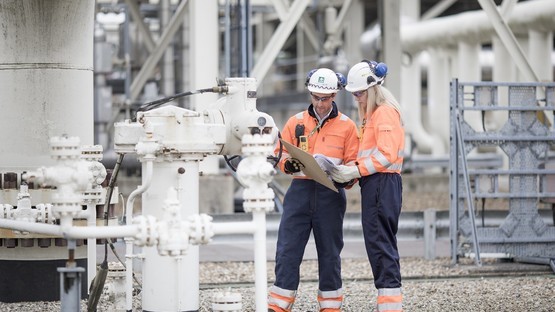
[210,208,555,259]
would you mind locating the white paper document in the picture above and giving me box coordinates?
[280,139,338,192]
[313,154,337,174]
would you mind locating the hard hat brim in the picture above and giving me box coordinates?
[345,85,368,93]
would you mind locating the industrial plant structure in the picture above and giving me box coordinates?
[0,0,553,311]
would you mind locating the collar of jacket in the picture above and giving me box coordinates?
[308,102,339,122]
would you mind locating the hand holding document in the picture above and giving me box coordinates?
[313,154,337,174]
[280,139,338,192]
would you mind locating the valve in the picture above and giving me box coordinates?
[156,188,190,256]
[236,134,276,213]
[81,145,107,205]
[13,184,37,223]
[22,136,95,219]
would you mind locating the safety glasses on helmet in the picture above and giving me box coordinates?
[310,93,334,102]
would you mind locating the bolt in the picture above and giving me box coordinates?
[178,167,185,174]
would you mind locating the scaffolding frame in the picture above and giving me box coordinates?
[449,79,555,265]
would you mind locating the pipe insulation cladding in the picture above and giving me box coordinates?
[0,0,95,169]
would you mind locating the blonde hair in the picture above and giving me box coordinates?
[358,85,404,125]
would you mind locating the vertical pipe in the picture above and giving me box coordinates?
[188,0,220,174]
[252,211,268,312]
[241,0,250,77]
[403,52,438,154]
[427,48,450,152]
[123,4,132,120]
[161,0,175,97]
[457,41,483,140]
[177,160,200,311]
[380,0,402,98]
[247,0,253,77]
[400,0,436,155]
[58,266,86,312]
[528,30,553,82]
[125,160,153,311]
[141,160,200,311]
[296,23,306,92]
[492,36,515,82]
[189,0,218,110]
[86,204,97,291]
[225,0,231,77]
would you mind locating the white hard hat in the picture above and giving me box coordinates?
[305,68,344,94]
[345,60,388,92]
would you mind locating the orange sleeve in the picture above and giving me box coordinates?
[274,115,297,173]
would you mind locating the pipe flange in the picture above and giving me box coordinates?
[49,136,81,160]
[188,214,214,245]
[133,215,158,247]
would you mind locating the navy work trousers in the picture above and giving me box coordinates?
[274,179,346,291]
[359,172,402,289]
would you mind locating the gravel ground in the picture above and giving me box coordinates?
[1,175,553,311]
[1,257,553,311]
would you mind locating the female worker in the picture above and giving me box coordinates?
[330,60,405,312]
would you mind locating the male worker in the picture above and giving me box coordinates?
[268,68,359,312]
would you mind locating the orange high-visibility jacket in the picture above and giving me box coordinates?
[356,104,404,176]
[276,103,359,179]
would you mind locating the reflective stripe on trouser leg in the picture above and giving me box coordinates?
[377,287,402,312]
[317,288,343,311]
[268,285,296,311]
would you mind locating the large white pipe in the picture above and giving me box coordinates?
[528,29,554,81]
[402,52,438,154]
[426,48,451,153]
[140,160,201,311]
[0,2,95,299]
[399,0,436,155]
[0,0,94,168]
[400,0,555,54]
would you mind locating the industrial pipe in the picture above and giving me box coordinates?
[125,159,154,311]
[0,218,139,239]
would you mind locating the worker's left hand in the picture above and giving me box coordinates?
[330,165,361,183]
[333,180,354,189]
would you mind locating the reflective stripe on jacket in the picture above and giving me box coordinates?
[357,105,404,176]
[275,102,359,178]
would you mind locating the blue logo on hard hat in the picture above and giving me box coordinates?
[318,77,325,83]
